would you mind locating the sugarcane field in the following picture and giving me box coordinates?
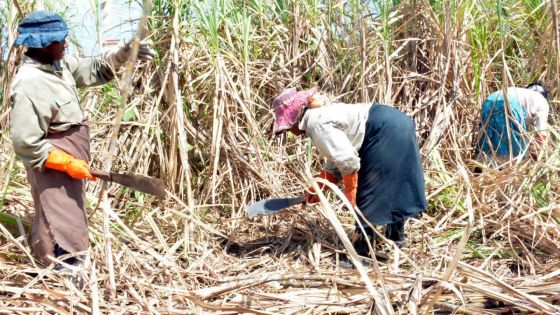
[1,0,559,314]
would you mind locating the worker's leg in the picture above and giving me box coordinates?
[352,226,376,257]
[384,220,407,247]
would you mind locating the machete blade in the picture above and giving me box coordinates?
[247,196,306,219]
[108,173,166,199]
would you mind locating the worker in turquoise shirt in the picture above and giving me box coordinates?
[476,83,550,167]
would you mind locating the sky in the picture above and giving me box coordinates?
[13,0,143,57]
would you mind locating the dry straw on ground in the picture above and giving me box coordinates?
[0,0,559,314]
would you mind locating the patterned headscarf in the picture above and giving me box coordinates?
[272,87,316,134]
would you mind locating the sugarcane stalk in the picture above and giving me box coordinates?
[11,0,22,16]
[99,0,153,300]
[424,166,474,313]
[169,7,195,209]
[0,151,15,210]
[1,1,24,125]
[551,0,560,81]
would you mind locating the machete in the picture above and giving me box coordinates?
[90,169,166,199]
[247,195,306,219]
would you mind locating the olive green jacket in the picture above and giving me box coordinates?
[10,55,114,169]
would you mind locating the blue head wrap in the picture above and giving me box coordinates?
[14,11,68,48]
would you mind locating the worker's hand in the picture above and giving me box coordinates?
[307,93,331,108]
[136,39,156,61]
[342,172,358,207]
[106,39,156,69]
[305,170,338,205]
[44,148,95,181]
[535,133,548,145]
[66,158,94,180]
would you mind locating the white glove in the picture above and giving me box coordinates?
[106,39,156,69]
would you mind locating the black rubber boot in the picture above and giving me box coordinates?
[54,244,85,289]
[353,227,376,257]
[339,227,388,268]
[54,244,78,267]
[384,220,407,247]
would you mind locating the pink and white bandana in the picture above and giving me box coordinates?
[272,87,316,134]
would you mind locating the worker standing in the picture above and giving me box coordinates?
[9,11,154,268]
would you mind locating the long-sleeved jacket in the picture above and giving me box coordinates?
[10,55,114,169]
[504,87,549,133]
[298,102,371,176]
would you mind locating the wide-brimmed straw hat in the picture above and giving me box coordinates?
[14,11,68,48]
[272,87,316,134]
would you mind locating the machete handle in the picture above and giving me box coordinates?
[90,169,112,181]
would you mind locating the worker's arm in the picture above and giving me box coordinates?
[533,96,550,144]
[306,123,360,206]
[64,55,115,88]
[9,92,53,169]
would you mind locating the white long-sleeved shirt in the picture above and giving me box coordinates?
[505,87,549,133]
[298,102,371,176]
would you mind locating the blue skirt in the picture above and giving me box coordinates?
[477,91,527,157]
[356,104,427,225]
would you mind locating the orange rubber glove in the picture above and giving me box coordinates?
[342,172,358,207]
[305,170,338,204]
[44,148,95,181]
